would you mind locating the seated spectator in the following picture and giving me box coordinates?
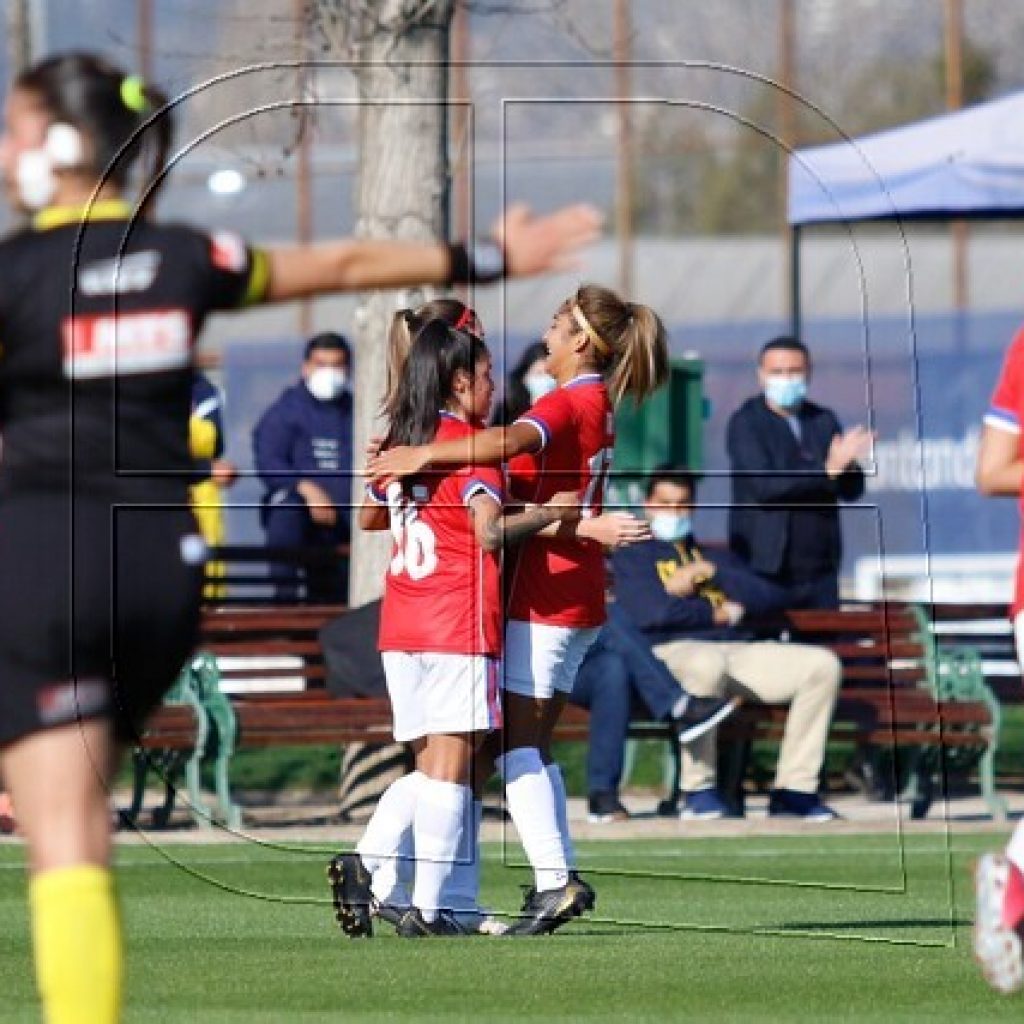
[571,604,738,822]
[253,332,353,602]
[490,340,554,426]
[611,466,842,821]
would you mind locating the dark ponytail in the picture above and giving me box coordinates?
[15,52,173,210]
[384,320,488,449]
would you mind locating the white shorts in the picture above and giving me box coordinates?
[502,619,601,700]
[381,651,502,742]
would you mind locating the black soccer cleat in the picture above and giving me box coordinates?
[395,907,472,938]
[371,897,406,929]
[569,871,596,912]
[508,877,592,936]
[326,852,374,938]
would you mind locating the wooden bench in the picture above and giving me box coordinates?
[134,601,1002,828]
[205,544,349,606]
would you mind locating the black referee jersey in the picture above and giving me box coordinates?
[0,200,268,745]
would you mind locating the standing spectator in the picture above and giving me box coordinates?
[490,340,555,426]
[612,467,842,821]
[253,332,353,602]
[727,336,871,608]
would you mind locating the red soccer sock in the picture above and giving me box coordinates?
[1001,858,1024,930]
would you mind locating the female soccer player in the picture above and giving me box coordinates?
[331,319,586,937]
[371,283,670,934]
[0,50,599,1022]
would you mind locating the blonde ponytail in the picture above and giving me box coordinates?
[571,284,669,406]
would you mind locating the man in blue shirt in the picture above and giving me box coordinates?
[253,332,353,602]
[610,467,841,821]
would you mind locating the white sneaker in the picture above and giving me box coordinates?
[974,853,1024,995]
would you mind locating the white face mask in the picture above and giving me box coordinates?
[306,366,347,402]
[525,372,557,402]
[15,149,57,211]
[649,512,692,543]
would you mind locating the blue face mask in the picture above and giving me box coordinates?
[650,513,692,543]
[525,373,557,402]
[764,375,807,411]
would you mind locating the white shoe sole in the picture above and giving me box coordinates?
[974,853,1024,995]
[676,698,741,746]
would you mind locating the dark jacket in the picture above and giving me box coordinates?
[726,394,864,578]
[611,537,789,647]
[253,382,353,509]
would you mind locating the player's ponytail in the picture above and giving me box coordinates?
[384,319,487,450]
[15,52,174,210]
[569,284,669,406]
[383,298,479,419]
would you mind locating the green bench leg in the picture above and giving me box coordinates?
[190,652,243,831]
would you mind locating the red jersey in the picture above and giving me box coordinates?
[986,325,1024,617]
[506,373,614,627]
[375,414,503,655]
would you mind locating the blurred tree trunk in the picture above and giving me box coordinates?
[334,0,455,607]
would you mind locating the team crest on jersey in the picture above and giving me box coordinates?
[78,251,161,296]
[62,309,192,378]
[210,231,247,273]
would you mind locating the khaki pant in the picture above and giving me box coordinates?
[652,640,841,794]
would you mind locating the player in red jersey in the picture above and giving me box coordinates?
[371,283,670,934]
[973,324,1024,994]
[330,320,581,937]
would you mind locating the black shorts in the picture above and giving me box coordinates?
[0,493,204,748]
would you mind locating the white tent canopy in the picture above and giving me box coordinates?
[788,91,1024,226]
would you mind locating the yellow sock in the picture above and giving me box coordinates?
[29,865,122,1024]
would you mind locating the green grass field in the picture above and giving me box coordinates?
[1,831,1022,1022]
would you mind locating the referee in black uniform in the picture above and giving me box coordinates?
[0,51,600,1024]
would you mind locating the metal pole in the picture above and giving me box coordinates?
[613,0,634,296]
[137,0,153,79]
[945,0,969,312]
[295,0,313,335]
[790,224,801,338]
[7,0,33,74]
[777,0,798,330]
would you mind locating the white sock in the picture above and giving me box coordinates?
[1007,820,1024,873]
[356,770,422,885]
[544,763,576,870]
[369,827,414,907]
[495,747,568,892]
[442,799,483,912]
[411,778,470,923]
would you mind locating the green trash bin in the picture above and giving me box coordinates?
[607,356,705,506]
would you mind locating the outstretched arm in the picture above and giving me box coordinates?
[261,203,601,302]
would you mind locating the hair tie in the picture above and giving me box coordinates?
[454,307,475,331]
[571,303,612,357]
[120,75,149,113]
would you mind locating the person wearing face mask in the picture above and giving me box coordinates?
[726,336,871,609]
[253,332,354,602]
[490,340,557,426]
[611,467,842,821]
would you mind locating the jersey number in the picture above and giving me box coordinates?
[581,447,613,514]
[387,487,438,580]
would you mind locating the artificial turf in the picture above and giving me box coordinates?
[0,831,1021,1022]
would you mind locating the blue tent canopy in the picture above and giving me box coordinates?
[788,90,1024,226]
